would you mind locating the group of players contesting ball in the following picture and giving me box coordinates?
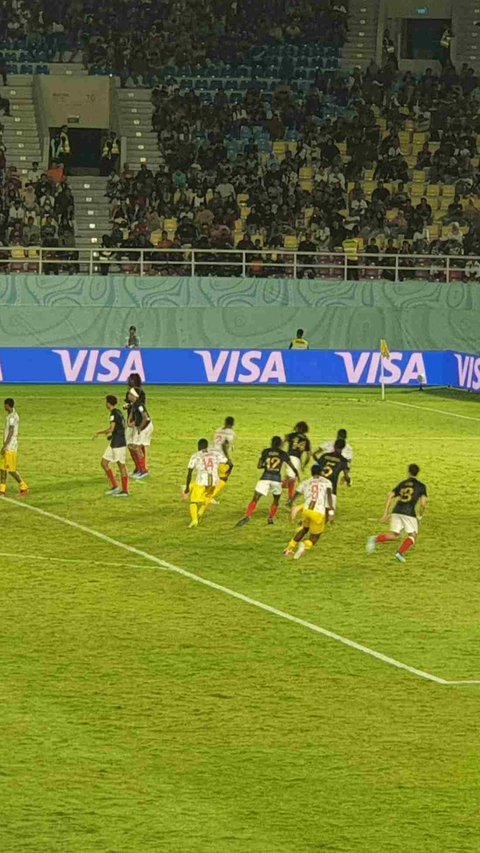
[0,373,428,563]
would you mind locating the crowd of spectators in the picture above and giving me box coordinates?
[0,0,347,77]
[94,58,480,280]
[0,150,76,270]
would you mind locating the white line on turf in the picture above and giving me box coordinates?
[0,551,168,571]
[3,498,479,686]
[387,400,480,423]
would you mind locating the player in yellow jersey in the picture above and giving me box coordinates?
[0,398,29,497]
[183,439,223,528]
[210,416,235,500]
[284,464,334,559]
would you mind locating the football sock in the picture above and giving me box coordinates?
[121,475,129,494]
[142,447,148,467]
[137,453,147,473]
[106,469,118,488]
[304,540,313,551]
[246,501,257,518]
[287,539,297,551]
[0,483,6,495]
[288,479,296,500]
[398,536,415,555]
[213,479,227,499]
[268,504,279,521]
[376,533,392,544]
[190,503,199,524]
[19,480,28,491]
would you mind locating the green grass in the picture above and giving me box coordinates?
[0,385,479,852]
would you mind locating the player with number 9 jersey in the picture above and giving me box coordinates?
[284,465,334,559]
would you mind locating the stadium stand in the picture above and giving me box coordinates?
[0,0,479,281]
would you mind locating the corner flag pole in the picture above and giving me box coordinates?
[380,339,390,401]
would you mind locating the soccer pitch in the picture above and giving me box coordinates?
[1,385,479,853]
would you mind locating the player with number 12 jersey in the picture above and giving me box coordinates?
[236,436,297,527]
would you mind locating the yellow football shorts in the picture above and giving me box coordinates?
[190,484,215,504]
[218,463,231,481]
[0,450,18,472]
[302,509,326,535]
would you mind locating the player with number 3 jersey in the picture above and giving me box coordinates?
[366,463,428,563]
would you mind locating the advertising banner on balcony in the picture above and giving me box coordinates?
[0,348,478,390]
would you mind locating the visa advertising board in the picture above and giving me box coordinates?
[0,348,477,390]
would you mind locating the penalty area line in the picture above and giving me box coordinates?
[2,497,479,687]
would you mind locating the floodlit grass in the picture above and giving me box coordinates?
[0,385,479,852]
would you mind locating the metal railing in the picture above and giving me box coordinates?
[1,247,478,282]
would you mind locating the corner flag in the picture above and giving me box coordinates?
[380,339,390,360]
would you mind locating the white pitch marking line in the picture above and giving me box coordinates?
[3,500,479,686]
[387,399,480,423]
[0,551,168,571]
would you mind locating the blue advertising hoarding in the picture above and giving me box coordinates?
[0,347,478,390]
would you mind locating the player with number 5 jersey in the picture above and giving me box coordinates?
[313,438,351,508]
[184,439,223,528]
[236,436,297,527]
[366,463,428,563]
[284,465,334,559]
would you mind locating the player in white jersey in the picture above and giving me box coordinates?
[210,415,235,502]
[0,398,29,497]
[183,438,223,528]
[320,428,353,464]
[283,464,334,559]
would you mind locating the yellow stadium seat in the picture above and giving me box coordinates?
[164,217,177,235]
[251,233,264,246]
[364,169,375,181]
[430,141,440,152]
[411,184,425,197]
[287,141,297,154]
[427,184,440,197]
[386,208,398,222]
[299,166,313,180]
[429,224,440,240]
[413,132,427,146]
[441,185,455,197]
[234,218,243,232]
[240,206,251,220]
[234,231,245,245]
[283,235,299,250]
[399,131,411,146]
[433,208,444,221]
[363,180,376,198]
[337,142,347,156]
[273,141,286,159]
[300,179,314,192]
[237,192,249,206]
[304,207,314,221]
[413,170,426,183]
